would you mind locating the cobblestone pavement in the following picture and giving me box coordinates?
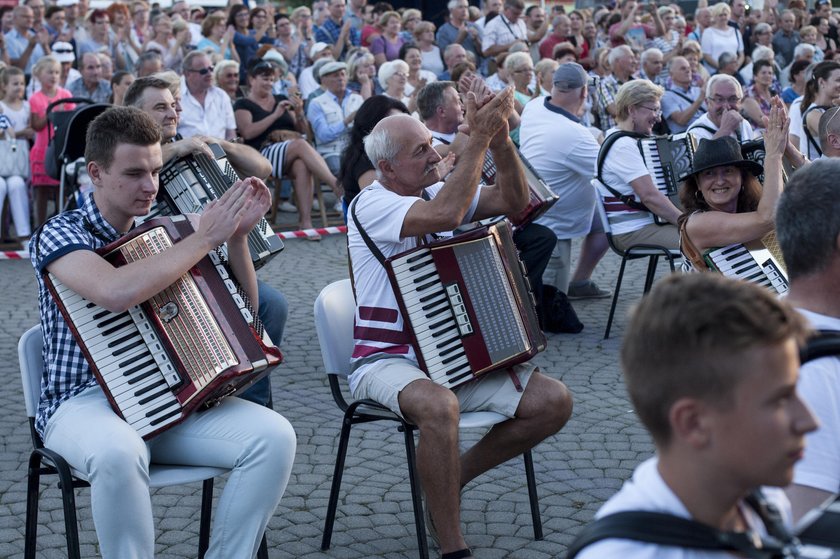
[0,227,669,558]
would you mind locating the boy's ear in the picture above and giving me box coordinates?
[669,397,713,449]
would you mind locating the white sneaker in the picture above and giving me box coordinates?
[312,199,321,211]
[333,200,343,213]
[278,201,297,213]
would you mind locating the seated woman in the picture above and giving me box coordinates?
[234,61,339,235]
[679,97,787,271]
[595,79,681,252]
[741,59,778,131]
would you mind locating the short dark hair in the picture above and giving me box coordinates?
[85,107,161,171]
[777,159,840,279]
[622,273,808,446]
[123,76,171,108]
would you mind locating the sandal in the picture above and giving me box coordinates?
[441,549,473,559]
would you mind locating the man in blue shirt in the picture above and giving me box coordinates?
[315,0,360,61]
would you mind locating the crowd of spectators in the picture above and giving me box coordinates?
[0,0,836,255]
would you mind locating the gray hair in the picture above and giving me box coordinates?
[608,45,633,67]
[794,42,816,59]
[705,73,743,98]
[504,51,532,72]
[416,80,457,121]
[364,126,403,179]
[641,48,663,65]
[377,59,409,89]
[718,51,737,68]
[819,106,840,151]
[751,44,774,62]
[777,159,840,279]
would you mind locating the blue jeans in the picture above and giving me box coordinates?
[238,280,288,408]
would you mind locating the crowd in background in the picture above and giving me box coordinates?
[0,0,835,251]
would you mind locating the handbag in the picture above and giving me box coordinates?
[0,129,30,179]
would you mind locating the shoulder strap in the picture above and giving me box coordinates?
[801,329,840,364]
[595,130,649,211]
[687,123,717,135]
[802,105,830,158]
[678,214,708,271]
[349,190,387,266]
[666,88,708,113]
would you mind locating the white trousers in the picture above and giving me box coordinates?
[0,175,30,237]
[43,385,296,559]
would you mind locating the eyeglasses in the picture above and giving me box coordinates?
[514,68,534,74]
[188,66,215,75]
[708,95,741,105]
[53,48,73,54]
[639,105,662,117]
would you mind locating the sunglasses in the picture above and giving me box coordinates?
[188,66,214,75]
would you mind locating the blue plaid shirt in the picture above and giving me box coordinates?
[31,192,121,436]
[315,18,360,57]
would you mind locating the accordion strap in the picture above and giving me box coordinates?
[678,213,709,271]
[596,130,651,212]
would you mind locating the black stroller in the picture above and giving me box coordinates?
[44,97,110,212]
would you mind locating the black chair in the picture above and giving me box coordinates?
[596,202,680,339]
[17,325,269,559]
[314,280,543,559]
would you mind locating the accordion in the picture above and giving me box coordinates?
[45,217,283,440]
[480,148,559,227]
[639,132,697,197]
[141,143,284,269]
[385,219,545,390]
[703,232,789,295]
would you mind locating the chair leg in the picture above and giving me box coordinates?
[25,453,43,559]
[314,177,328,229]
[523,451,543,541]
[401,425,429,559]
[605,255,629,339]
[55,465,82,559]
[321,414,354,550]
[198,478,214,559]
[643,255,659,293]
[257,532,269,559]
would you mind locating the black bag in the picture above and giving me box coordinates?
[540,285,583,334]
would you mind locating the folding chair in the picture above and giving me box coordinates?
[17,326,268,559]
[596,202,681,339]
[314,279,542,559]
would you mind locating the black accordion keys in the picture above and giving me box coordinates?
[385,219,545,390]
[480,149,559,227]
[143,143,284,269]
[44,216,283,440]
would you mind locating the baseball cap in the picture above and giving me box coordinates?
[319,60,347,78]
[310,42,331,59]
[552,62,587,90]
[52,42,76,63]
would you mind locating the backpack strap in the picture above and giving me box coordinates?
[595,130,650,211]
[566,490,796,559]
[802,105,830,158]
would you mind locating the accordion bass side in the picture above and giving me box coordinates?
[44,217,283,440]
[480,149,559,227]
[142,143,284,269]
[385,220,545,390]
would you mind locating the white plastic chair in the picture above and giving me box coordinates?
[17,325,268,559]
[314,279,542,559]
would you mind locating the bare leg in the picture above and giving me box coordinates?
[570,231,609,284]
[399,380,469,555]
[284,139,340,196]
[286,158,313,230]
[459,372,572,487]
[34,186,54,229]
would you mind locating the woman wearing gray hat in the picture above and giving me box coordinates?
[679,97,788,272]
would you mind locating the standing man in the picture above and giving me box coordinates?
[481,0,533,59]
[178,51,236,141]
[778,160,840,522]
[772,10,800,68]
[307,60,363,176]
[437,0,482,70]
[524,5,548,62]
[520,63,610,300]
[67,52,112,104]
[29,106,296,559]
[6,5,50,77]
[348,85,573,559]
[315,0,361,61]
[595,45,637,131]
[661,56,705,133]
[538,14,571,61]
